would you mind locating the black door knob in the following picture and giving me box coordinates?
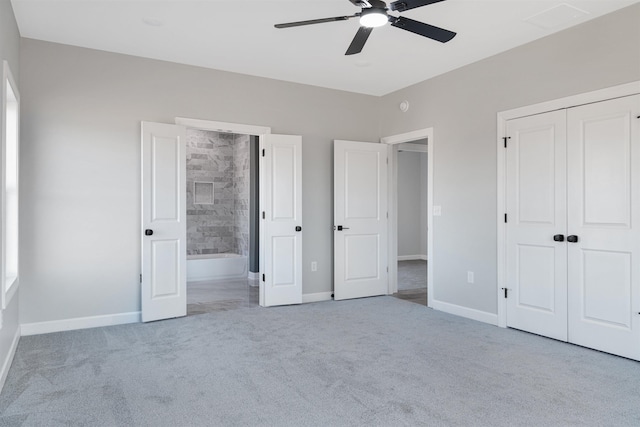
[295,226,302,232]
[553,234,565,242]
[567,235,579,243]
[337,225,350,231]
[145,229,153,236]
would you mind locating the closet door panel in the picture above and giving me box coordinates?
[567,94,640,361]
[505,110,568,341]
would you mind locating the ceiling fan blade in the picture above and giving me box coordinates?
[390,16,456,43]
[275,15,358,29]
[346,0,372,6]
[390,0,446,12]
[345,26,374,55]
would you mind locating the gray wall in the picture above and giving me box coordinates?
[0,0,20,385]
[379,4,640,314]
[18,39,379,325]
[397,150,426,257]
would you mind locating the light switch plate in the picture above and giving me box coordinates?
[433,206,442,216]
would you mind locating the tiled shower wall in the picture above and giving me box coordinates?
[233,135,250,257]
[186,130,249,256]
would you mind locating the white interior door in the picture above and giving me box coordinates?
[567,94,640,360]
[260,134,303,307]
[334,140,388,300]
[141,122,187,322]
[505,111,568,341]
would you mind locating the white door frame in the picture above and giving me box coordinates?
[496,81,640,328]
[381,128,434,307]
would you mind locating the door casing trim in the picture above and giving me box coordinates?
[175,117,271,136]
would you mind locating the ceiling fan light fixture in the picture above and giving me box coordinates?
[360,9,388,28]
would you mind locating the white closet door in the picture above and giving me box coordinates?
[505,110,568,340]
[567,94,640,360]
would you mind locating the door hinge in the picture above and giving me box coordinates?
[262,149,265,157]
[140,274,142,283]
[501,287,509,298]
[386,157,389,164]
[503,136,511,148]
[504,213,507,223]
[262,274,265,282]
[386,266,389,272]
[262,211,265,219]
[386,211,389,219]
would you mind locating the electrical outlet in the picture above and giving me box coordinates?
[311,261,318,272]
[467,271,475,284]
[433,205,442,216]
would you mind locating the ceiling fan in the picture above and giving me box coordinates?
[274,0,456,55]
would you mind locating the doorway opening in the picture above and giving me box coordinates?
[141,118,304,321]
[381,128,434,308]
[183,128,260,315]
[394,141,428,306]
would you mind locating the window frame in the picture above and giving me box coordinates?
[2,60,20,309]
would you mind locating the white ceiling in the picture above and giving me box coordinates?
[10,0,638,96]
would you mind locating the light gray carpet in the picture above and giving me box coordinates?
[397,260,427,291]
[1,297,639,426]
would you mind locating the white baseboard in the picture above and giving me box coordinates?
[302,292,333,304]
[431,300,498,325]
[21,311,141,336]
[0,327,20,394]
[248,271,260,280]
[398,255,428,261]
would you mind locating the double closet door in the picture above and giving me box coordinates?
[505,94,640,360]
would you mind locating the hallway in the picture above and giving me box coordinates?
[393,260,427,306]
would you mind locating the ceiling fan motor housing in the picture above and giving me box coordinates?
[366,0,389,9]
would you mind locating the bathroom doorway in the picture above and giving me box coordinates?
[141,118,302,321]
[183,128,260,315]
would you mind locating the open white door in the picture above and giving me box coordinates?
[260,134,303,307]
[334,140,388,300]
[141,122,187,322]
